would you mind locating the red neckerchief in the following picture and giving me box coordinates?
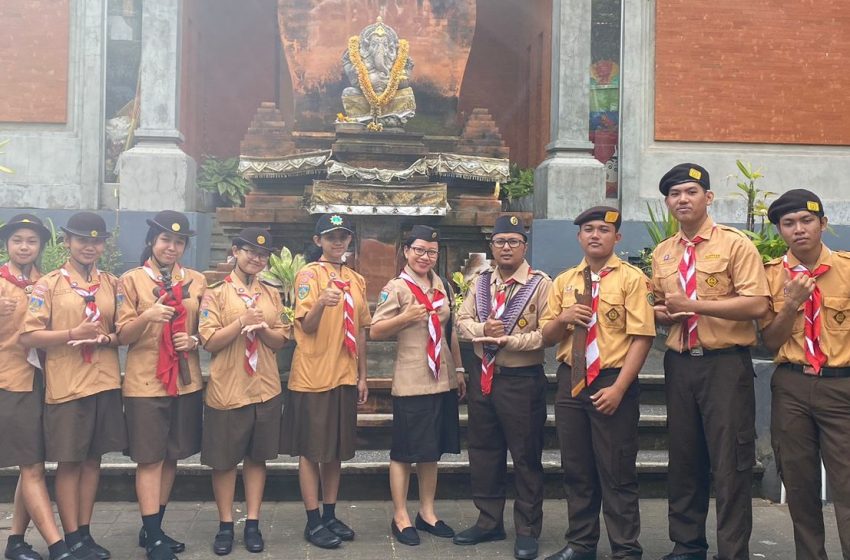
[480,277,516,395]
[677,227,714,349]
[143,261,187,395]
[585,267,612,387]
[783,255,830,374]
[0,263,35,290]
[60,265,101,363]
[225,273,260,375]
[318,261,357,357]
[399,270,446,380]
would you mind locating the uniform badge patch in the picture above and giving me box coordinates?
[647,292,656,305]
[706,275,719,288]
[689,168,702,180]
[807,201,820,212]
[378,290,389,305]
[528,304,536,313]
[517,317,528,328]
[836,311,846,324]
[606,309,620,321]
[297,284,310,300]
[28,296,44,314]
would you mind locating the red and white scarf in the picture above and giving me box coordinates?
[399,270,445,380]
[585,267,612,387]
[480,278,516,395]
[0,263,35,290]
[225,274,260,376]
[678,232,709,350]
[319,262,358,357]
[783,255,830,374]
[60,266,101,363]
[143,261,187,395]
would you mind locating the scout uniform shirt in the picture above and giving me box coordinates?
[651,218,769,352]
[762,245,850,366]
[288,261,371,392]
[371,267,457,397]
[0,268,42,392]
[116,266,207,397]
[198,275,289,410]
[22,266,121,404]
[541,255,656,367]
[456,260,552,367]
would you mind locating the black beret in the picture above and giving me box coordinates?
[493,215,527,239]
[573,206,622,231]
[232,227,273,252]
[659,163,710,195]
[0,213,50,244]
[146,210,195,237]
[767,189,825,225]
[408,225,439,242]
[315,214,354,236]
[61,211,111,240]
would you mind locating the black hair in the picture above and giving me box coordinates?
[139,227,190,266]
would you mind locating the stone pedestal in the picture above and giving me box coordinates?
[332,130,428,170]
[118,143,197,211]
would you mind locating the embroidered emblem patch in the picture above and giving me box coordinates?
[378,290,389,304]
[517,317,528,328]
[807,201,820,212]
[689,168,702,180]
[28,296,44,314]
[647,292,656,305]
[836,311,846,324]
[604,211,619,223]
[606,309,620,321]
[529,304,536,313]
[297,284,310,300]
[706,275,719,288]
[330,215,344,226]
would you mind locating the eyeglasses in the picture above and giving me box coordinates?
[491,238,526,248]
[409,246,439,259]
[239,247,271,260]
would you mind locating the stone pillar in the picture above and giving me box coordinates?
[118,0,198,211]
[534,0,605,219]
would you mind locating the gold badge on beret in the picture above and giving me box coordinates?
[256,235,266,245]
[21,219,31,223]
[689,168,702,180]
[604,211,619,223]
[330,215,344,226]
[517,317,528,328]
[171,223,181,232]
[706,275,719,288]
[510,216,519,226]
[90,230,98,237]
[807,201,820,212]
[431,231,437,239]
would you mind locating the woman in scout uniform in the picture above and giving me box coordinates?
[115,211,206,560]
[198,228,289,556]
[370,225,465,546]
[0,215,79,560]
[20,212,127,560]
[280,214,370,550]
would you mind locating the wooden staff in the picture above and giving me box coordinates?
[570,266,593,397]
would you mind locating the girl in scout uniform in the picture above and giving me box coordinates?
[20,212,127,560]
[115,211,206,560]
[198,228,289,556]
[280,214,370,550]
[370,225,465,547]
[0,215,79,560]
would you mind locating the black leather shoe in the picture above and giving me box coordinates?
[78,537,108,560]
[391,521,420,546]
[514,535,539,560]
[452,525,507,545]
[66,542,97,560]
[144,540,176,560]
[303,523,341,549]
[414,514,455,538]
[138,527,186,553]
[243,526,264,553]
[324,518,355,541]
[212,529,233,556]
[545,546,596,560]
[661,554,705,560]
[4,541,42,560]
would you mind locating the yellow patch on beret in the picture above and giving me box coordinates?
[510,216,519,226]
[807,201,820,212]
[256,235,266,245]
[688,168,702,180]
[171,223,181,232]
[604,211,619,223]
[90,230,98,237]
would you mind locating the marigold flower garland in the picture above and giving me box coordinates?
[348,35,409,117]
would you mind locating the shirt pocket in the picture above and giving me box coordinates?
[695,258,731,298]
[772,298,804,333]
[822,296,850,331]
[598,292,626,331]
[654,263,679,297]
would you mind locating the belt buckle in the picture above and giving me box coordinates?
[689,347,704,357]
[802,365,817,375]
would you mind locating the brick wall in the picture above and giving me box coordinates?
[655,0,850,145]
[0,0,69,123]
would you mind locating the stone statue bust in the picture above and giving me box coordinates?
[341,17,416,131]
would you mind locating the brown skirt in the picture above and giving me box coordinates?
[280,385,357,463]
[125,391,203,463]
[0,378,45,467]
[44,389,128,462]
[391,390,460,464]
[200,394,282,470]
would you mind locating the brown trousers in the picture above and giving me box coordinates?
[771,364,850,560]
[467,364,547,537]
[664,348,756,560]
[555,364,642,558]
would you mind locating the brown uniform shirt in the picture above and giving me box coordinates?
[456,260,552,368]
[762,245,850,367]
[22,266,121,404]
[541,255,657,367]
[288,262,371,392]
[198,275,289,410]
[651,218,769,351]
[0,271,42,392]
[371,267,457,397]
[116,266,206,397]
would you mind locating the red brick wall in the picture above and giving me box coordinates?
[0,0,69,123]
[655,0,850,145]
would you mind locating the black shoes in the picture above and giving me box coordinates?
[76,538,107,560]
[414,514,455,538]
[514,535,539,560]
[138,528,185,554]
[661,554,706,560]
[243,526,264,553]
[4,541,42,560]
[324,518,355,541]
[453,524,507,545]
[391,520,420,546]
[66,543,97,560]
[304,522,342,549]
[545,546,597,560]
[212,528,233,556]
[144,540,176,560]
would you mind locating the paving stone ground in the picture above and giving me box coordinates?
[0,499,842,559]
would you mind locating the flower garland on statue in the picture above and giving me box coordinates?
[348,35,409,130]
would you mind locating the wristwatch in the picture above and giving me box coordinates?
[190,335,200,350]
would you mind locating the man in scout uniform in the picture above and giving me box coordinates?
[651,163,769,560]
[540,207,655,560]
[455,214,552,560]
[760,189,850,559]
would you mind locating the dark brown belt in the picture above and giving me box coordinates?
[784,363,850,378]
[496,364,544,377]
[670,345,748,358]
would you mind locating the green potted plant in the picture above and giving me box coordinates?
[197,155,254,207]
[261,246,307,374]
[501,164,535,212]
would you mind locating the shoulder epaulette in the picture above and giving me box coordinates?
[555,264,582,277]
[764,256,784,266]
[207,280,224,289]
[259,278,279,288]
[835,251,850,260]
[716,224,749,239]
[621,261,649,275]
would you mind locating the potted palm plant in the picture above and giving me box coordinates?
[261,246,307,374]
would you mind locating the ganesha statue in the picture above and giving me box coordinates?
[341,17,416,131]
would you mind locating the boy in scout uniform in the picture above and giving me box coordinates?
[455,214,552,560]
[198,228,290,556]
[540,207,655,560]
[651,164,769,560]
[760,189,850,559]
